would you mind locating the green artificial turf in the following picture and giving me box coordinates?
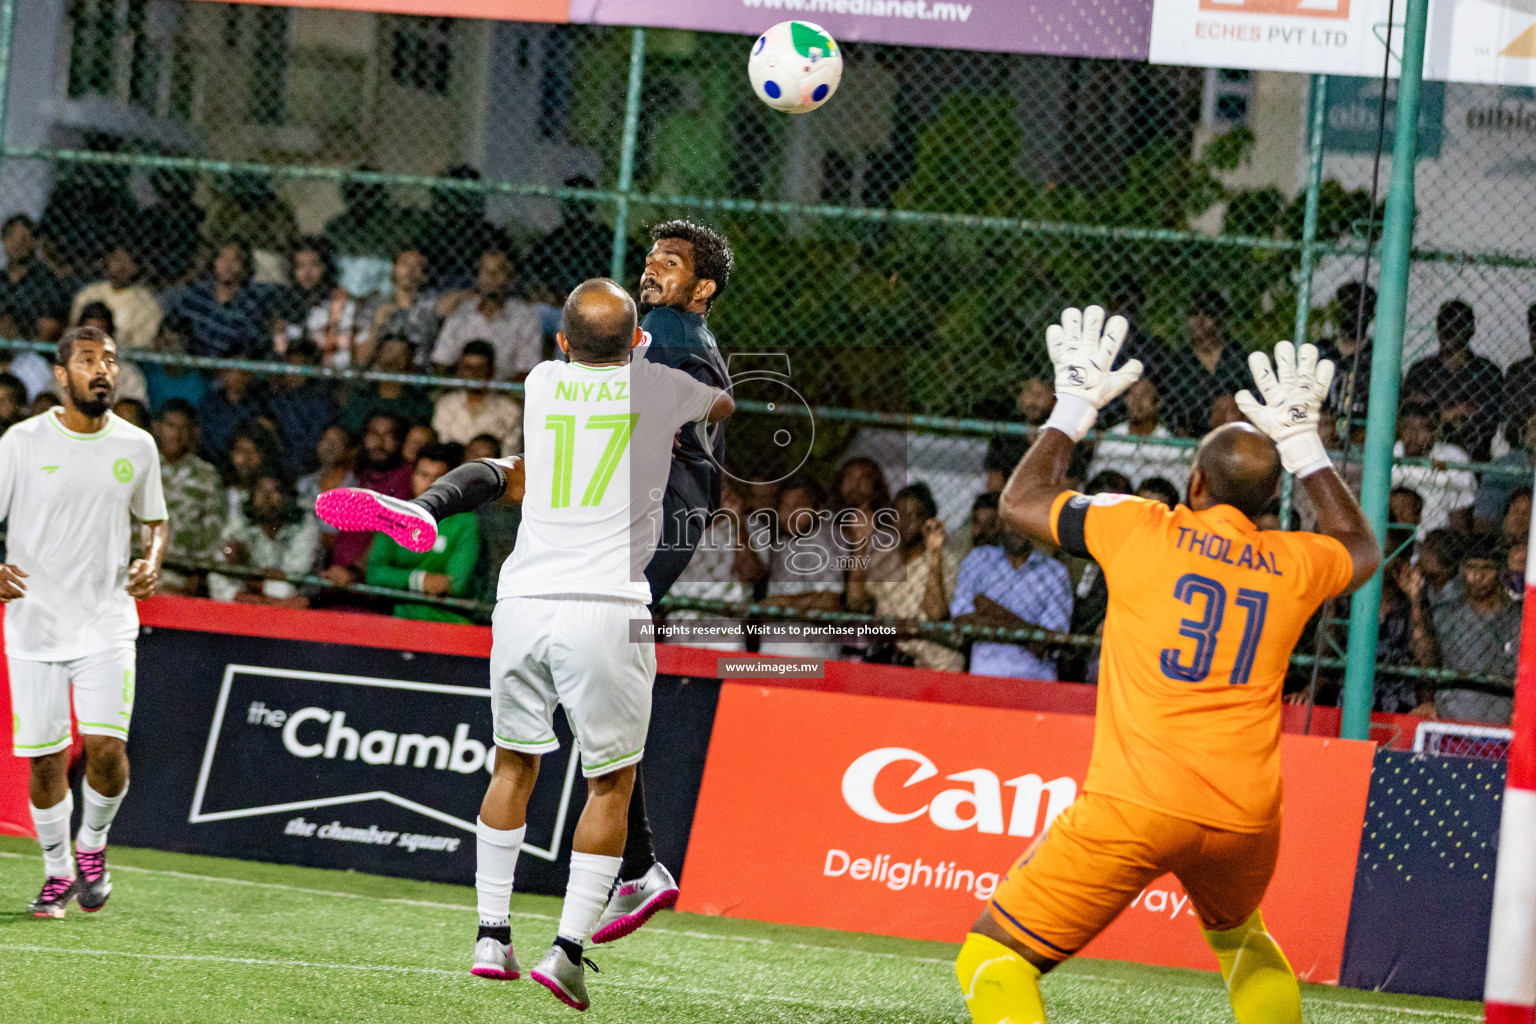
[0,834,1482,1023]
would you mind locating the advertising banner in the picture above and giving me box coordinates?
[679,684,1375,981]
[1149,0,1536,85]
[570,0,1153,59]
[197,0,1154,59]
[96,600,721,894]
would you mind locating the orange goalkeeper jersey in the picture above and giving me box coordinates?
[1051,492,1354,832]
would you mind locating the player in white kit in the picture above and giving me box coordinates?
[319,279,734,1011]
[0,326,167,917]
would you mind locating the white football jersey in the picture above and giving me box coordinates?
[499,357,719,602]
[0,409,167,661]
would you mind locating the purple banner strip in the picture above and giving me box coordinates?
[571,0,1153,59]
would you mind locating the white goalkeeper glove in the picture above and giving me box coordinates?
[1234,341,1335,478]
[1042,305,1144,443]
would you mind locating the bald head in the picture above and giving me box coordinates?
[1194,423,1282,519]
[561,278,637,362]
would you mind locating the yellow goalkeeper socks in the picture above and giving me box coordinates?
[1201,910,1303,1024]
[955,932,1047,1024]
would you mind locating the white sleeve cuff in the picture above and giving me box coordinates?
[409,570,426,592]
[1277,433,1332,478]
[1042,394,1098,443]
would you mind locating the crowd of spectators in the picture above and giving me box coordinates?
[0,173,1525,726]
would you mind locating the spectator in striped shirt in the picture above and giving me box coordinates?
[163,239,271,358]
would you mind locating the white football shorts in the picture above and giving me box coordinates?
[489,596,655,778]
[9,646,137,757]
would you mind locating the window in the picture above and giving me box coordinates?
[66,0,118,99]
[1204,68,1254,130]
[538,30,576,140]
[245,7,290,125]
[391,17,453,95]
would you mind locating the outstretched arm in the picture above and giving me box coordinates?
[999,306,1143,546]
[1235,342,1381,594]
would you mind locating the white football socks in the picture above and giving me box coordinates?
[476,818,525,927]
[77,780,128,852]
[557,852,623,946]
[30,793,74,878]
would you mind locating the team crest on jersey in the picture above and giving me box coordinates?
[113,458,134,483]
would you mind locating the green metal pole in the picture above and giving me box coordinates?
[1341,0,1429,741]
[1281,73,1330,530]
[0,0,16,150]
[610,28,647,281]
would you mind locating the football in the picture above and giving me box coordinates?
[747,20,843,114]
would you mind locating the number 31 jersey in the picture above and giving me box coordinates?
[1051,492,1354,832]
[499,357,719,604]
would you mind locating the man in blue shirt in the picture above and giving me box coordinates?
[951,520,1073,680]
[163,239,270,358]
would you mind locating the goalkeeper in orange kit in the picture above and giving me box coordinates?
[955,308,1381,1024]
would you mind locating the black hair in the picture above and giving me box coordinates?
[1420,528,1461,563]
[1,214,34,237]
[835,456,893,515]
[561,279,635,362]
[224,422,284,488]
[1085,471,1133,496]
[247,469,304,527]
[113,397,151,429]
[972,490,1001,513]
[1437,299,1475,343]
[1138,476,1181,508]
[56,325,114,366]
[292,235,338,294]
[466,432,501,457]
[285,338,322,365]
[1461,532,1508,566]
[158,397,197,421]
[0,372,26,406]
[1399,400,1437,423]
[364,410,408,443]
[650,219,734,308]
[893,482,939,522]
[78,301,116,335]
[461,339,496,369]
[216,237,256,283]
[1189,289,1229,322]
[416,441,465,470]
[1334,281,1376,331]
[160,313,195,338]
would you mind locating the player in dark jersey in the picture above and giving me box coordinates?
[592,220,732,943]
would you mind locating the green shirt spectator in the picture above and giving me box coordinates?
[366,443,480,622]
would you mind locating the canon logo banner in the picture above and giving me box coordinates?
[840,747,1076,836]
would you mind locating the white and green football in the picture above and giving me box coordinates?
[747,21,843,114]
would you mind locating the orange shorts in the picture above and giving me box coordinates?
[989,791,1281,962]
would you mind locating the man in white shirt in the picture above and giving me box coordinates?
[1392,400,1476,534]
[0,327,167,919]
[431,249,543,380]
[431,340,523,455]
[68,243,162,351]
[1084,378,1192,498]
[315,279,733,1010]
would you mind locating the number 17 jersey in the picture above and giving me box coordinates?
[1050,492,1354,832]
[499,357,719,604]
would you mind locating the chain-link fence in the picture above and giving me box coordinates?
[0,1,1526,721]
